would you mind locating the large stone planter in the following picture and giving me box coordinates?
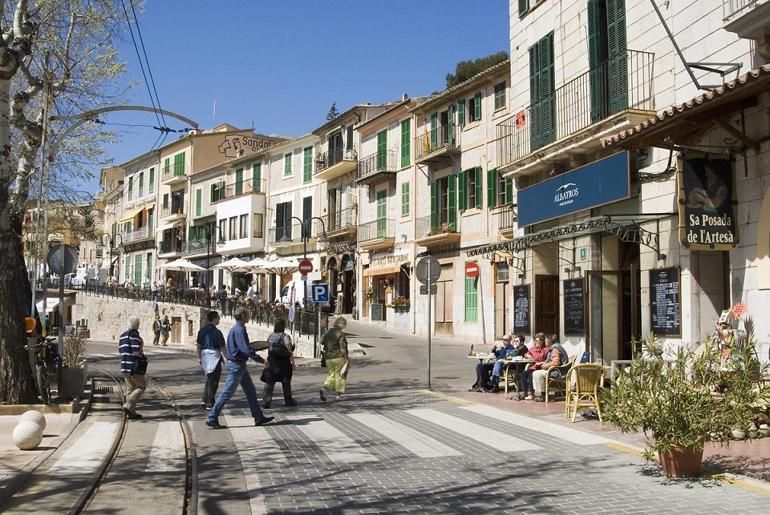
[58,364,87,400]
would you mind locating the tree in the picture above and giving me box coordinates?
[325,102,339,121]
[445,51,508,89]
[0,1,126,403]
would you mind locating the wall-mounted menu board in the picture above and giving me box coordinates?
[513,284,531,334]
[650,267,681,336]
[563,279,585,335]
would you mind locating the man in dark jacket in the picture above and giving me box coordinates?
[197,310,226,409]
[119,316,145,420]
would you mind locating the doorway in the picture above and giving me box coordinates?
[434,264,454,335]
[535,274,559,334]
[494,262,512,338]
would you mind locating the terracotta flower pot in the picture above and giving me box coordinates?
[658,446,704,478]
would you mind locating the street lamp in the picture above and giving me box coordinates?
[198,223,225,308]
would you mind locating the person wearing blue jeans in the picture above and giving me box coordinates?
[207,307,273,429]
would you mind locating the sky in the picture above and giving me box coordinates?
[89,0,510,194]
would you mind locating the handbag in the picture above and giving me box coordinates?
[132,354,148,375]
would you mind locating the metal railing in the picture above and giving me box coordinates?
[122,226,152,243]
[211,178,266,204]
[415,215,458,239]
[723,0,761,19]
[268,219,324,244]
[316,147,357,172]
[498,207,516,232]
[160,204,185,218]
[357,149,398,180]
[325,206,355,233]
[358,218,394,242]
[496,49,654,167]
[414,124,459,161]
[182,239,208,256]
[159,237,183,254]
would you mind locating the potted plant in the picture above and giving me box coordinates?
[59,333,88,400]
[391,296,410,311]
[602,332,769,478]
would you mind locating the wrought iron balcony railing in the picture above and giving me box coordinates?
[414,123,459,161]
[357,149,398,180]
[325,207,355,233]
[358,218,394,242]
[316,147,357,172]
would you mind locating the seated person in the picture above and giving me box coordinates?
[488,334,529,392]
[532,334,569,402]
[519,333,549,400]
[471,335,513,392]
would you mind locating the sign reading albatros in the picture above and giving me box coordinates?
[517,152,630,227]
[678,157,738,250]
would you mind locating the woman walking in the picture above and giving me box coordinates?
[260,318,297,408]
[319,317,350,401]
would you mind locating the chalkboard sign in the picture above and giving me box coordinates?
[563,279,585,335]
[371,303,384,321]
[513,284,531,334]
[649,267,681,336]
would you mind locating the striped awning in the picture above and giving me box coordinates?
[364,262,406,277]
[119,207,144,223]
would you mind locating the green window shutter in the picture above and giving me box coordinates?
[235,168,243,195]
[174,153,185,175]
[448,174,457,231]
[149,167,154,187]
[376,130,387,170]
[134,254,142,286]
[138,172,144,190]
[303,147,312,182]
[457,101,465,126]
[474,167,483,209]
[401,182,410,217]
[505,178,514,205]
[148,209,153,234]
[163,158,170,176]
[128,177,133,195]
[530,33,556,150]
[252,163,262,192]
[400,119,411,167]
[210,184,216,203]
[465,276,478,322]
[518,0,529,18]
[588,0,609,123]
[474,92,482,121]
[487,169,498,208]
[430,181,438,230]
[607,0,628,114]
[195,189,202,217]
[376,190,387,238]
[458,171,467,212]
[429,113,438,150]
[284,153,292,176]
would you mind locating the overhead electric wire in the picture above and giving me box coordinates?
[128,0,167,130]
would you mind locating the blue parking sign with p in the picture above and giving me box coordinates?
[311,283,329,303]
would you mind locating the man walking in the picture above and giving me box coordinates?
[207,307,274,429]
[160,315,171,346]
[197,310,226,409]
[119,316,146,420]
[151,314,161,346]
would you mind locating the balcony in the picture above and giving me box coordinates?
[122,226,153,244]
[357,219,395,252]
[356,150,399,186]
[210,178,266,205]
[160,204,185,221]
[268,219,323,256]
[314,147,357,181]
[723,0,770,40]
[158,238,182,257]
[325,207,356,241]
[162,162,189,185]
[182,239,209,257]
[414,124,459,165]
[415,215,461,249]
[497,206,516,239]
[496,49,654,177]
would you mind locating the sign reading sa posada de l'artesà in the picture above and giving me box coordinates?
[678,157,738,250]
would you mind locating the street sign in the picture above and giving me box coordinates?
[47,244,78,276]
[298,258,313,275]
[415,256,440,284]
[465,261,480,278]
[311,283,330,302]
[419,284,437,295]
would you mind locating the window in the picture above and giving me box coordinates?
[588,0,628,122]
[146,253,154,281]
[138,172,144,197]
[252,162,262,192]
[218,219,227,242]
[210,182,225,203]
[487,168,514,208]
[401,182,410,217]
[235,168,244,195]
[459,167,482,211]
[530,32,556,150]
[430,175,457,231]
[127,176,133,200]
[376,130,387,170]
[376,190,387,238]
[163,157,170,175]
[303,196,313,230]
[494,81,507,111]
[284,153,292,176]
[228,217,237,240]
[457,101,465,126]
[239,214,248,239]
[195,189,202,217]
[173,152,185,176]
[148,208,154,233]
[275,201,292,241]
[148,167,155,193]
[400,119,411,167]
[303,147,313,183]
[397,264,410,299]
[518,0,529,18]
[253,213,263,238]
[134,254,142,286]
[468,92,482,123]
[465,276,478,322]
[496,262,509,283]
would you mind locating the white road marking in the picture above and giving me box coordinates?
[286,415,378,464]
[462,405,612,446]
[407,409,541,452]
[49,421,119,474]
[145,421,186,472]
[349,413,462,458]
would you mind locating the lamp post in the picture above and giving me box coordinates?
[280,216,328,356]
[199,223,225,308]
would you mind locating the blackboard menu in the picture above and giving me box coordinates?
[513,284,531,334]
[563,279,585,335]
[650,267,681,336]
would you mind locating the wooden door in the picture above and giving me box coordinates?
[171,316,182,344]
[535,275,558,334]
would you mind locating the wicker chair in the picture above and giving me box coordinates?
[564,364,605,422]
[545,355,576,404]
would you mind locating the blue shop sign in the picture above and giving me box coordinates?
[517,152,630,226]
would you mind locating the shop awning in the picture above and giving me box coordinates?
[364,262,406,277]
[36,298,60,314]
[119,207,144,223]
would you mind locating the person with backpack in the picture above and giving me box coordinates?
[160,315,171,346]
[151,314,161,346]
[319,316,350,401]
[119,316,146,420]
[260,318,297,408]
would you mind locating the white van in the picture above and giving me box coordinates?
[279,280,331,312]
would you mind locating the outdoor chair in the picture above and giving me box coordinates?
[501,360,526,395]
[564,364,604,422]
[545,355,576,404]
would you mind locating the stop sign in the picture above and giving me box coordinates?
[298,258,313,275]
[465,261,479,278]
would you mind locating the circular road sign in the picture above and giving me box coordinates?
[415,256,440,285]
[47,244,79,276]
[298,258,313,275]
[465,261,480,278]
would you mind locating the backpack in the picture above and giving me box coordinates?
[267,333,291,359]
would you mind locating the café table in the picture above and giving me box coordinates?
[501,358,534,396]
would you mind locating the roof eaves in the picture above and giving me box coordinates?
[410,59,510,113]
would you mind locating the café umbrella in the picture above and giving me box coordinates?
[160,258,207,272]
[210,257,250,271]
[245,257,298,275]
